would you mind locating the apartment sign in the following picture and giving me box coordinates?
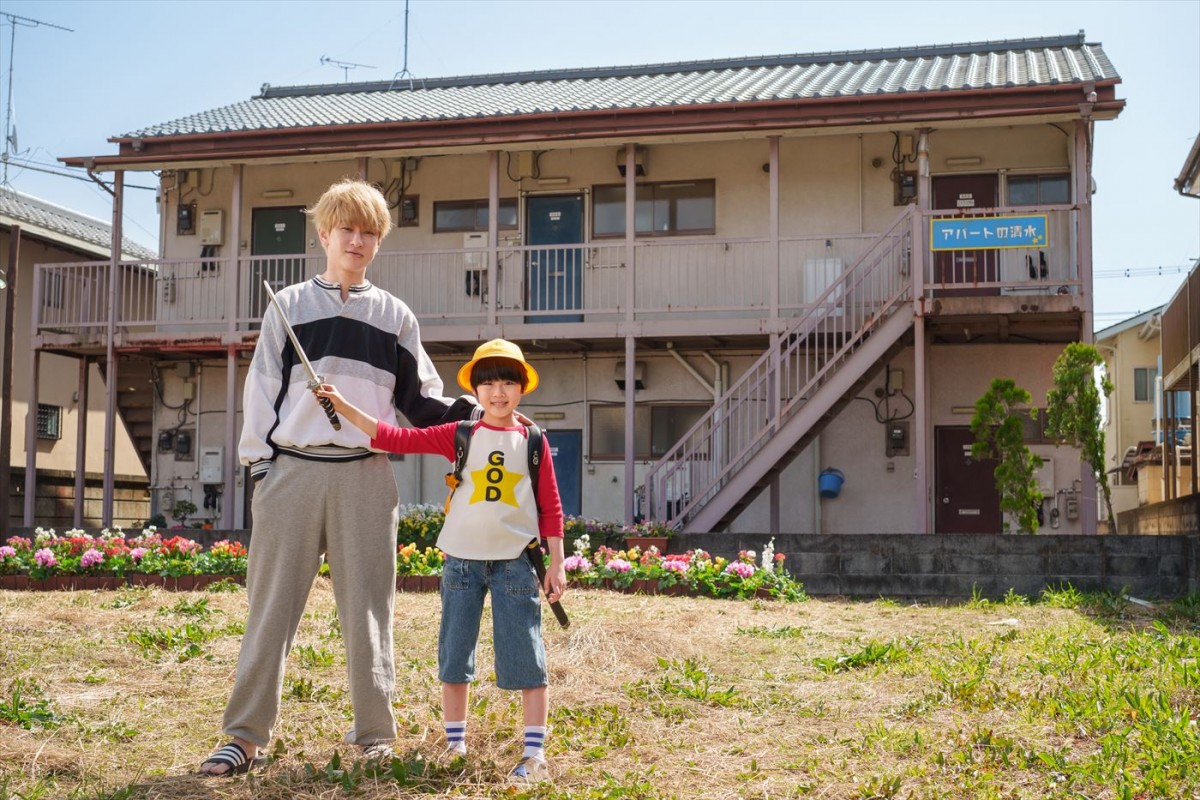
[930,214,1048,251]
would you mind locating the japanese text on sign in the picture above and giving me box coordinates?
[930,215,1048,251]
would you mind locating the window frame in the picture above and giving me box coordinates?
[590,179,716,239]
[588,402,709,461]
[432,198,519,233]
[36,403,62,441]
[1006,173,1071,206]
[1133,367,1157,404]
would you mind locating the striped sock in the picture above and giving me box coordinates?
[444,720,467,754]
[522,725,546,760]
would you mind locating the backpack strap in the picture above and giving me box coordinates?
[443,419,475,512]
[527,424,543,513]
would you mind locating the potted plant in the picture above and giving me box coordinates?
[623,519,673,552]
[171,499,198,528]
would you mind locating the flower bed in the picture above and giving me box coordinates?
[561,534,806,601]
[0,527,246,590]
[3,512,806,602]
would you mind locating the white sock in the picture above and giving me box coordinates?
[522,725,546,760]
[444,720,467,754]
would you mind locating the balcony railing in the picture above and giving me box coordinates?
[33,205,1080,343]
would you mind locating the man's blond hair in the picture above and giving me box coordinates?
[306,178,393,238]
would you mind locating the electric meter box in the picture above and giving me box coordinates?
[199,446,224,483]
[198,209,225,245]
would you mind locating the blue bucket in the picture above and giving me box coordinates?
[818,468,845,498]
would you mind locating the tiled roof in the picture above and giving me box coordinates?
[127,33,1117,138]
[0,187,156,260]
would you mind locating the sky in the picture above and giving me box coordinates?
[1,0,1197,330]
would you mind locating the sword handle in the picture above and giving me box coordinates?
[317,395,342,431]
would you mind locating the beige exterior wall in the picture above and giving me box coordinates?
[1098,320,1162,514]
[1,232,146,481]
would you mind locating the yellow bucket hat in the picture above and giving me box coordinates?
[456,338,540,394]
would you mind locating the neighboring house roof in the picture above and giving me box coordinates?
[0,187,156,261]
[1175,134,1200,198]
[1095,306,1164,343]
[126,33,1119,138]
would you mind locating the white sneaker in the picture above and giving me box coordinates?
[508,755,550,785]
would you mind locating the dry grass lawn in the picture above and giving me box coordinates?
[1,581,1197,799]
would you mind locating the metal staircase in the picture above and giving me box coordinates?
[643,206,917,532]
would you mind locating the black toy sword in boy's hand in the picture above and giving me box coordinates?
[261,281,341,431]
[526,541,570,628]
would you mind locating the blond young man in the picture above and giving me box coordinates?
[200,179,480,776]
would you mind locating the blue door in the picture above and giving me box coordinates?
[526,194,583,323]
[546,429,582,518]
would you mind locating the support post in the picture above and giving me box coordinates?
[74,356,89,527]
[102,172,124,526]
[0,225,18,529]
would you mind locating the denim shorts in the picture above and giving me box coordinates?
[438,554,547,690]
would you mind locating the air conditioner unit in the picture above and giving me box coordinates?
[198,209,224,245]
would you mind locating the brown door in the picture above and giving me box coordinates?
[932,174,999,296]
[935,426,1001,533]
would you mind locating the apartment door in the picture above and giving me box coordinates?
[935,426,1001,533]
[546,429,582,518]
[525,194,583,323]
[932,175,999,296]
[250,207,307,322]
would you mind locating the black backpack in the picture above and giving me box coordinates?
[443,420,543,512]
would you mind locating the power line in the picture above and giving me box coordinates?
[1094,264,1194,279]
[1,157,157,190]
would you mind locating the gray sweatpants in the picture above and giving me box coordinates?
[223,454,400,748]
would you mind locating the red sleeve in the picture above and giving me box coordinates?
[535,433,565,539]
[371,421,457,461]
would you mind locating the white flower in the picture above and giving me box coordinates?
[761,538,776,573]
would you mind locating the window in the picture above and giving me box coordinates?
[592,180,715,238]
[1134,367,1158,403]
[1007,174,1070,206]
[432,198,518,233]
[589,404,707,460]
[36,404,62,440]
[1020,407,1055,444]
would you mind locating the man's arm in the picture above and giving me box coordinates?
[392,313,480,427]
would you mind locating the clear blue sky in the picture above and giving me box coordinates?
[2,0,1197,329]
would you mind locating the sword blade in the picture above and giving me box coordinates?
[262,281,321,387]
[262,281,342,430]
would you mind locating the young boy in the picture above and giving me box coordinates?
[200,179,480,776]
[315,338,566,785]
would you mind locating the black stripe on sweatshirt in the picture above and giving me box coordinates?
[292,316,398,375]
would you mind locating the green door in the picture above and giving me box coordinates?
[250,207,307,324]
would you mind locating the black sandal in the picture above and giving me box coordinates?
[199,741,260,776]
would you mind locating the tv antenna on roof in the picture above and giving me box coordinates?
[319,55,376,82]
[389,0,417,90]
[1,12,73,186]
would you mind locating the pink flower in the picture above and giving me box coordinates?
[80,548,105,569]
[605,558,633,573]
[0,546,15,559]
[34,548,57,568]
[662,559,689,574]
[563,555,591,574]
[724,561,755,579]
[129,548,148,561]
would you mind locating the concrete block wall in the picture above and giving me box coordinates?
[676,533,1199,599]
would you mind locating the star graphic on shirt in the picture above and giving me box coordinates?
[468,463,525,507]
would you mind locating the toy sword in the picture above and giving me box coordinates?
[261,281,341,431]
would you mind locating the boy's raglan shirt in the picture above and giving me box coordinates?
[371,421,564,558]
[239,277,479,481]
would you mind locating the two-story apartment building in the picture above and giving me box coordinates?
[2,188,154,528]
[35,33,1123,534]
